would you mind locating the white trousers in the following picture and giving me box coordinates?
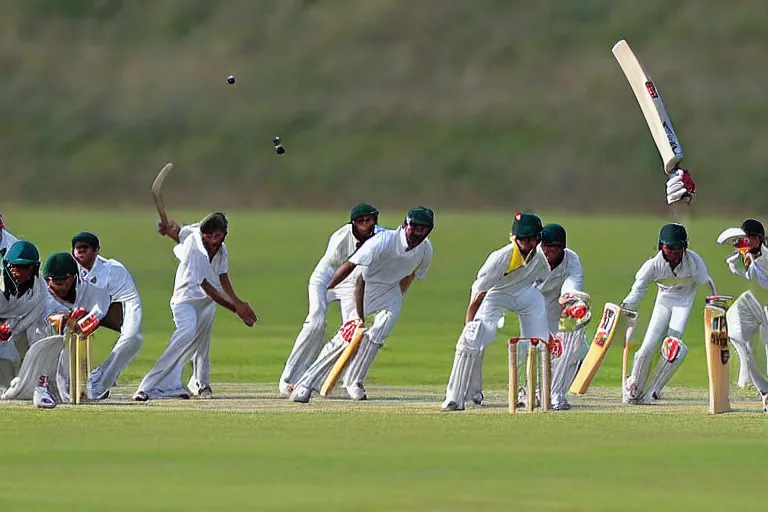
[727,291,768,395]
[136,300,216,399]
[280,281,357,386]
[90,299,143,396]
[0,314,50,390]
[1,335,65,400]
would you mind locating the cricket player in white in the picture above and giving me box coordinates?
[442,212,551,412]
[133,212,257,401]
[0,214,19,256]
[290,207,434,403]
[279,203,380,395]
[535,223,591,411]
[622,223,716,404]
[0,241,48,390]
[71,231,143,400]
[720,218,768,411]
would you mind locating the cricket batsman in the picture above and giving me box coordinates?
[441,212,551,412]
[718,218,768,411]
[279,203,381,395]
[290,206,434,403]
[622,223,716,404]
[72,232,144,399]
[133,212,257,401]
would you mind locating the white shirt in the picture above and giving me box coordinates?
[622,249,711,310]
[0,275,48,333]
[170,224,229,306]
[535,248,584,304]
[471,243,549,297]
[44,278,112,321]
[738,249,768,289]
[0,229,19,255]
[310,224,385,288]
[78,255,140,305]
[349,227,432,294]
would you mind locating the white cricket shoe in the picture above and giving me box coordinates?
[470,391,484,406]
[278,380,293,396]
[440,399,465,412]
[290,384,312,403]
[33,375,57,409]
[346,383,367,401]
[622,376,641,404]
[762,393,768,413]
[198,385,213,399]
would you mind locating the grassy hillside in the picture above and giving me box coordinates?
[3,0,768,212]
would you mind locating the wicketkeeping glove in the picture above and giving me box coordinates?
[666,169,695,205]
[0,322,11,343]
[558,291,592,331]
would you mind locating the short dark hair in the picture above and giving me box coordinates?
[200,212,228,234]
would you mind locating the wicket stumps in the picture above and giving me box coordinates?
[508,337,552,413]
[67,331,92,404]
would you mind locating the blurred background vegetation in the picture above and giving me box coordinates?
[2,0,767,213]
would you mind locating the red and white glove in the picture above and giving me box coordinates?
[75,305,103,336]
[0,323,11,343]
[558,291,592,331]
[666,169,695,205]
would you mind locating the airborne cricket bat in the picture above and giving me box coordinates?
[151,163,174,226]
[612,40,684,174]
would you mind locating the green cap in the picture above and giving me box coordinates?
[71,231,100,249]
[43,252,79,278]
[350,203,379,221]
[512,212,543,238]
[541,223,566,246]
[405,207,435,228]
[659,223,688,248]
[3,241,40,266]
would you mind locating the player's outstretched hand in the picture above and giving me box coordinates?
[157,220,181,240]
[236,301,258,327]
[666,169,695,205]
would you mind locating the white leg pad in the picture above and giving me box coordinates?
[293,333,347,392]
[465,348,485,402]
[644,337,688,399]
[728,291,768,394]
[2,335,65,401]
[442,319,492,410]
[551,328,585,403]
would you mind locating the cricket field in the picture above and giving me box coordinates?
[1,208,766,511]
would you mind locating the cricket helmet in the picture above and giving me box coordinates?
[71,231,100,250]
[541,223,566,246]
[3,241,41,266]
[741,218,765,239]
[349,203,379,222]
[404,206,435,229]
[658,223,688,249]
[511,212,543,238]
[43,252,79,279]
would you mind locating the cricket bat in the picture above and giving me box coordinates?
[570,303,623,395]
[319,325,366,397]
[612,40,684,174]
[704,296,733,414]
[151,163,174,226]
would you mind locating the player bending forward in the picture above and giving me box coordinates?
[133,212,257,401]
[290,207,434,403]
[442,212,551,412]
[72,232,143,400]
[279,203,380,395]
[719,218,768,411]
[535,224,591,411]
[622,223,715,404]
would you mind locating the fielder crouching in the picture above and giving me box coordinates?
[720,218,768,411]
[290,207,434,403]
[622,223,715,404]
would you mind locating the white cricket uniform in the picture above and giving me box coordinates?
[292,226,432,400]
[622,249,712,401]
[725,247,768,398]
[0,229,19,255]
[443,242,550,410]
[78,255,143,397]
[136,224,229,399]
[0,274,48,390]
[534,248,587,407]
[279,224,383,391]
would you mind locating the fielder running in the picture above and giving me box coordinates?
[719,218,768,411]
[133,212,257,401]
[0,213,19,255]
[442,212,551,412]
[622,223,716,404]
[72,232,143,399]
[290,206,434,403]
[279,203,380,395]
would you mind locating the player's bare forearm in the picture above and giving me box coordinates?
[201,280,237,313]
[400,272,416,295]
[466,291,486,324]
[354,275,365,321]
[158,220,181,243]
[328,261,357,290]
[219,273,245,305]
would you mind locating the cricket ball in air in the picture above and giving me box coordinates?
[226,75,236,85]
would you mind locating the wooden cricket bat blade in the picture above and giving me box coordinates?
[319,327,365,397]
[151,163,173,224]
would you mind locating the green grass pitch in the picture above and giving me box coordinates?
[1,207,767,511]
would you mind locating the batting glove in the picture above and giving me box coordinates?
[666,169,695,204]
